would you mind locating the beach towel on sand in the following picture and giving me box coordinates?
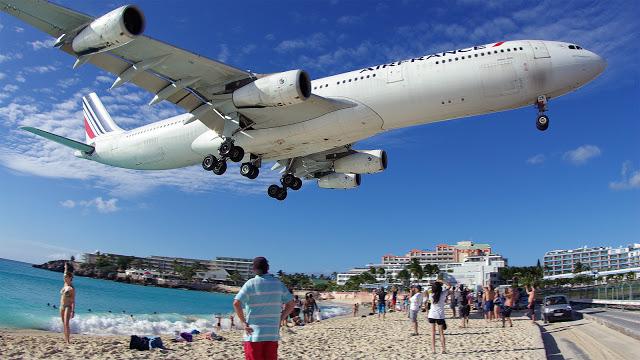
[129,335,164,350]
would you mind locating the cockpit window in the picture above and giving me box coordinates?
[568,45,576,49]
[576,45,582,50]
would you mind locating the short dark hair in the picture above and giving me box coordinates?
[252,257,269,275]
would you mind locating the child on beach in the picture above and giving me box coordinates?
[458,285,471,328]
[353,303,359,317]
[60,262,75,344]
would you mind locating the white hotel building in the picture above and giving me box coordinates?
[543,244,640,278]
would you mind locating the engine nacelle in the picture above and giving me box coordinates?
[232,70,311,107]
[317,173,361,189]
[72,5,145,54]
[333,150,387,174]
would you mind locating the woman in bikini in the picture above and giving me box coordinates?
[60,263,76,344]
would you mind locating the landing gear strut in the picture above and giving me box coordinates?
[267,174,302,201]
[535,95,549,131]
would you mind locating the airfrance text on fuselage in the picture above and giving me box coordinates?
[359,44,496,73]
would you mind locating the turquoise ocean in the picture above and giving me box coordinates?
[0,258,348,335]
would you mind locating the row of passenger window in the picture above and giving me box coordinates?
[126,120,181,138]
[434,46,524,64]
[313,46,526,90]
[313,73,377,90]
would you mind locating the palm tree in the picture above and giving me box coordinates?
[397,269,411,287]
[626,272,636,281]
[573,262,585,274]
[408,259,424,281]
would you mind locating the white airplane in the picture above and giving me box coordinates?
[2,2,606,200]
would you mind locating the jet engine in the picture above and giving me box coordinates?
[232,70,311,107]
[333,150,387,174]
[71,5,145,54]
[317,173,361,189]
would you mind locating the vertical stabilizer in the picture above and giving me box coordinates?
[82,92,122,143]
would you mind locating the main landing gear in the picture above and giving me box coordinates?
[535,95,550,131]
[202,139,246,176]
[267,173,302,201]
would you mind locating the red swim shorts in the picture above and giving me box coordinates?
[244,341,278,360]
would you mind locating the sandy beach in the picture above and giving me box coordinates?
[0,309,544,360]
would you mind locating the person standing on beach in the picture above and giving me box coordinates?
[233,257,295,360]
[526,285,536,323]
[391,286,398,311]
[502,288,514,328]
[60,262,75,344]
[493,288,503,322]
[427,280,448,354]
[458,285,471,328]
[376,287,387,319]
[449,285,459,318]
[408,285,423,336]
[482,285,495,323]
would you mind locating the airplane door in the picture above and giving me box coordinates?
[529,40,550,59]
[386,65,404,83]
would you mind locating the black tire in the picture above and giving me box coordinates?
[202,155,217,171]
[247,167,259,180]
[290,177,302,191]
[229,146,245,162]
[219,141,232,156]
[282,174,296,188]
[240,163,253,177]
[212,160,227,175]
[275,188,287,201]
[267,185,280,198]
[536,115,549,131]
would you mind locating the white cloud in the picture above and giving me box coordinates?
[15,74,26,83]
[95,75,112,84]
[57,77,80,88]
[60,199,76,208]
[2,84,18,93]
[61,197,120,213]
[14,26,24,33]
[217,44,229,62]
[275,33,327,53]
[563,145,601,165]
[526,154,545,165]
[0,72,5,80]
[0,52,23,63]
[25,65,58,74]
[28,39,56,50]
[609,161,640,190]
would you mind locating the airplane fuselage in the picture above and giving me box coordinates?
[85,40,605,170]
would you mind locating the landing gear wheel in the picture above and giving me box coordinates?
[228,146,245,162]
[290,177,302,191]
[212,160,227,175]
[281,174,296,188]
[275,188,287,201]
[240,163,253,177]
[536,114,549,131]
[202,155,217,171]
[267,184,281,198]
[219,140,233,157]
[247,167,259,180]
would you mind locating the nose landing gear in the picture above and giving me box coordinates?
[535,95,549,131]
[267,174,303,201]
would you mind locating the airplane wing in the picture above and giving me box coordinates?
[21,127,95,154]
[1,0,353,132]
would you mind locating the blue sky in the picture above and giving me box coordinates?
[0,0,638,274]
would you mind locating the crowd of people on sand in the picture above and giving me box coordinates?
[53,257,540,360]
[353,280,539,355]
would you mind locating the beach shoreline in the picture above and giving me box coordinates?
[0,309,545,359]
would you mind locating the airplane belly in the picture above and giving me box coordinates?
[240,102,383,160]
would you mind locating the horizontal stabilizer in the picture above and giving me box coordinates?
[21,127,95,154]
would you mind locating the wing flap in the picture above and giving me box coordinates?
[0,0,91,37]
[21,127,95,153]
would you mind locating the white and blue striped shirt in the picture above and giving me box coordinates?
[235,274,293,342]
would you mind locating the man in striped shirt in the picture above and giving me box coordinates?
[233,257,295,360]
